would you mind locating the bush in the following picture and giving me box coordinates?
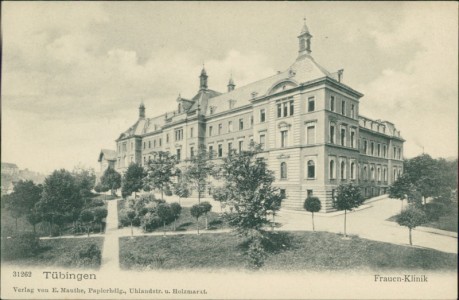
[69,243,101,268]
[424,202,447,221]
[86,199,105,208]
[1,233,40,260]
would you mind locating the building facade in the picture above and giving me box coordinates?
[110,21,404,212]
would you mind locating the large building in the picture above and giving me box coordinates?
[106,21,404,212]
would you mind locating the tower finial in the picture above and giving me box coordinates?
[139,101,146,119]
[199,65,208,90]
[298,17,312,57]
[227,73,235,92]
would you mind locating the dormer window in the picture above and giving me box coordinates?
[209,106,216,115]
[229,99,236,109]
[178,103,182,113]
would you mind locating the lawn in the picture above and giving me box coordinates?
[2,237,104,269]
[119,231,457,271]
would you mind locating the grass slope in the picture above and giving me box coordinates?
[119,231,457,271]
[2,237,104,269]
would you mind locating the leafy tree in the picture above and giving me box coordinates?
[143,151,178,200]
[121,163,145,198]
[122,208,137,237]
[79,210,94,237]
[73,166,96,198]
[38,170,84,236]
[181,145,215,204]
[173,181,191,205]
[211,186,230,213]
[92,207,108,233]
[396,206,428,245]
[199,202,212,230]
[156,203,172,235]
[5,180,42,233]
[170,202,182,231]
[26,209,41,234]
[100,167,121,196]
[190,204,203,235]
[333,183,364,238]
[216,146,283,268]
[303,196,321,231]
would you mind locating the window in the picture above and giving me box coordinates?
[370,142,374,155]
[350,131,355,148]
[228,121,233,133]
[280,189,286,199]
[393,147,396,159]
[307,190,313,198]
[238,140,244,153]
[131,142,134,150]
[351,162,356,180]
[341,100,346,115]
[329,160,335,179]
[351,104,355,119]
[340,128,346,146]
[308,97,315,112]
[307,160,315,179]
[277,104,282,118]
[209,145,214,159]
[250,115,254,126]
[239,118,244,130]
[190,127,194,138]
[289,100,294,116]
[383,167,387,182]
[218,144,223,157]
[208,126,213,137]
[330,124,335,143]
[143,142,146,150]
[283,102,288,117]
[277,97,294,118]
[228,142,233,156]
[340,161,346,179]
[123,143,127,151]
[260,134,266,150]
[176,148,181,161]
[377,167,381,181]
[209,106,215,114]
[166,134,169,143]
[363,140,367,154]
[371,167,375,181]
[281,130,288,148]
[330,96,335,112]
[190,147,194,158]
[363,166,368,180]
[280,162,287,179]
[307,125,315,144]
[260,109,266,122]
[143,156,146,165]
[218,124,222,135]
[175,129,183,141]
[154,140,156,148]
[148,141,151,148]
[159,138,162,147]
[377,144,381,157]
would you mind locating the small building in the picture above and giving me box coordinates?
[97,149,116,182]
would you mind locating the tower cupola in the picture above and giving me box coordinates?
[298,18,312,57]
[227,75,235,92]
[139,102,145,119]
[199,67,208,90]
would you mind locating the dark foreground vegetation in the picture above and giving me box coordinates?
[119,231,457,271]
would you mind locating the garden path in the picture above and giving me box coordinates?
[100,199,120,271]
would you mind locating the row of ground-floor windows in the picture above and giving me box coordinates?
[279,161,315,180]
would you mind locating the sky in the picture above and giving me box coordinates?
[2,1,458,174]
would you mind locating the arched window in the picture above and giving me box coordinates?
[350,162,355,180]
[377,167,381,181]
[329,160,335,179]
[363,166,367,181]
[340,161,346,179]
[383,168,387,182]
[307,160,315,179]
[280,162,287,179]
[371,167,375,181]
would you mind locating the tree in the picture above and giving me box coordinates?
[100,167,121,196]
[123,208,137,237]
[173,181,191,205]
[143,151,178,200]
[333,183,364,238]
[396,206,428,245]
[79,210,94,237]
[170,202,182,231]
[211,186,229,213]
[304,196,321,231]
[92,207,108,233]
[199,202,212,230]
[181,145,215,205]
[5,180,42,233]
[73,166,96,198]
[216,146,283,268]
[122,163,145,198]
[190,204,203,235]
[38,170,84,236]
[156,203,172,236]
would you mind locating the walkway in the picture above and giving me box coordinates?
[276,196,457,254]
[100,199,120,271]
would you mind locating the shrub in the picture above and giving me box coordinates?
[1,233,40,260]
[86,199,105,208]
[424,202,447,221]
[69,243,101,268]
